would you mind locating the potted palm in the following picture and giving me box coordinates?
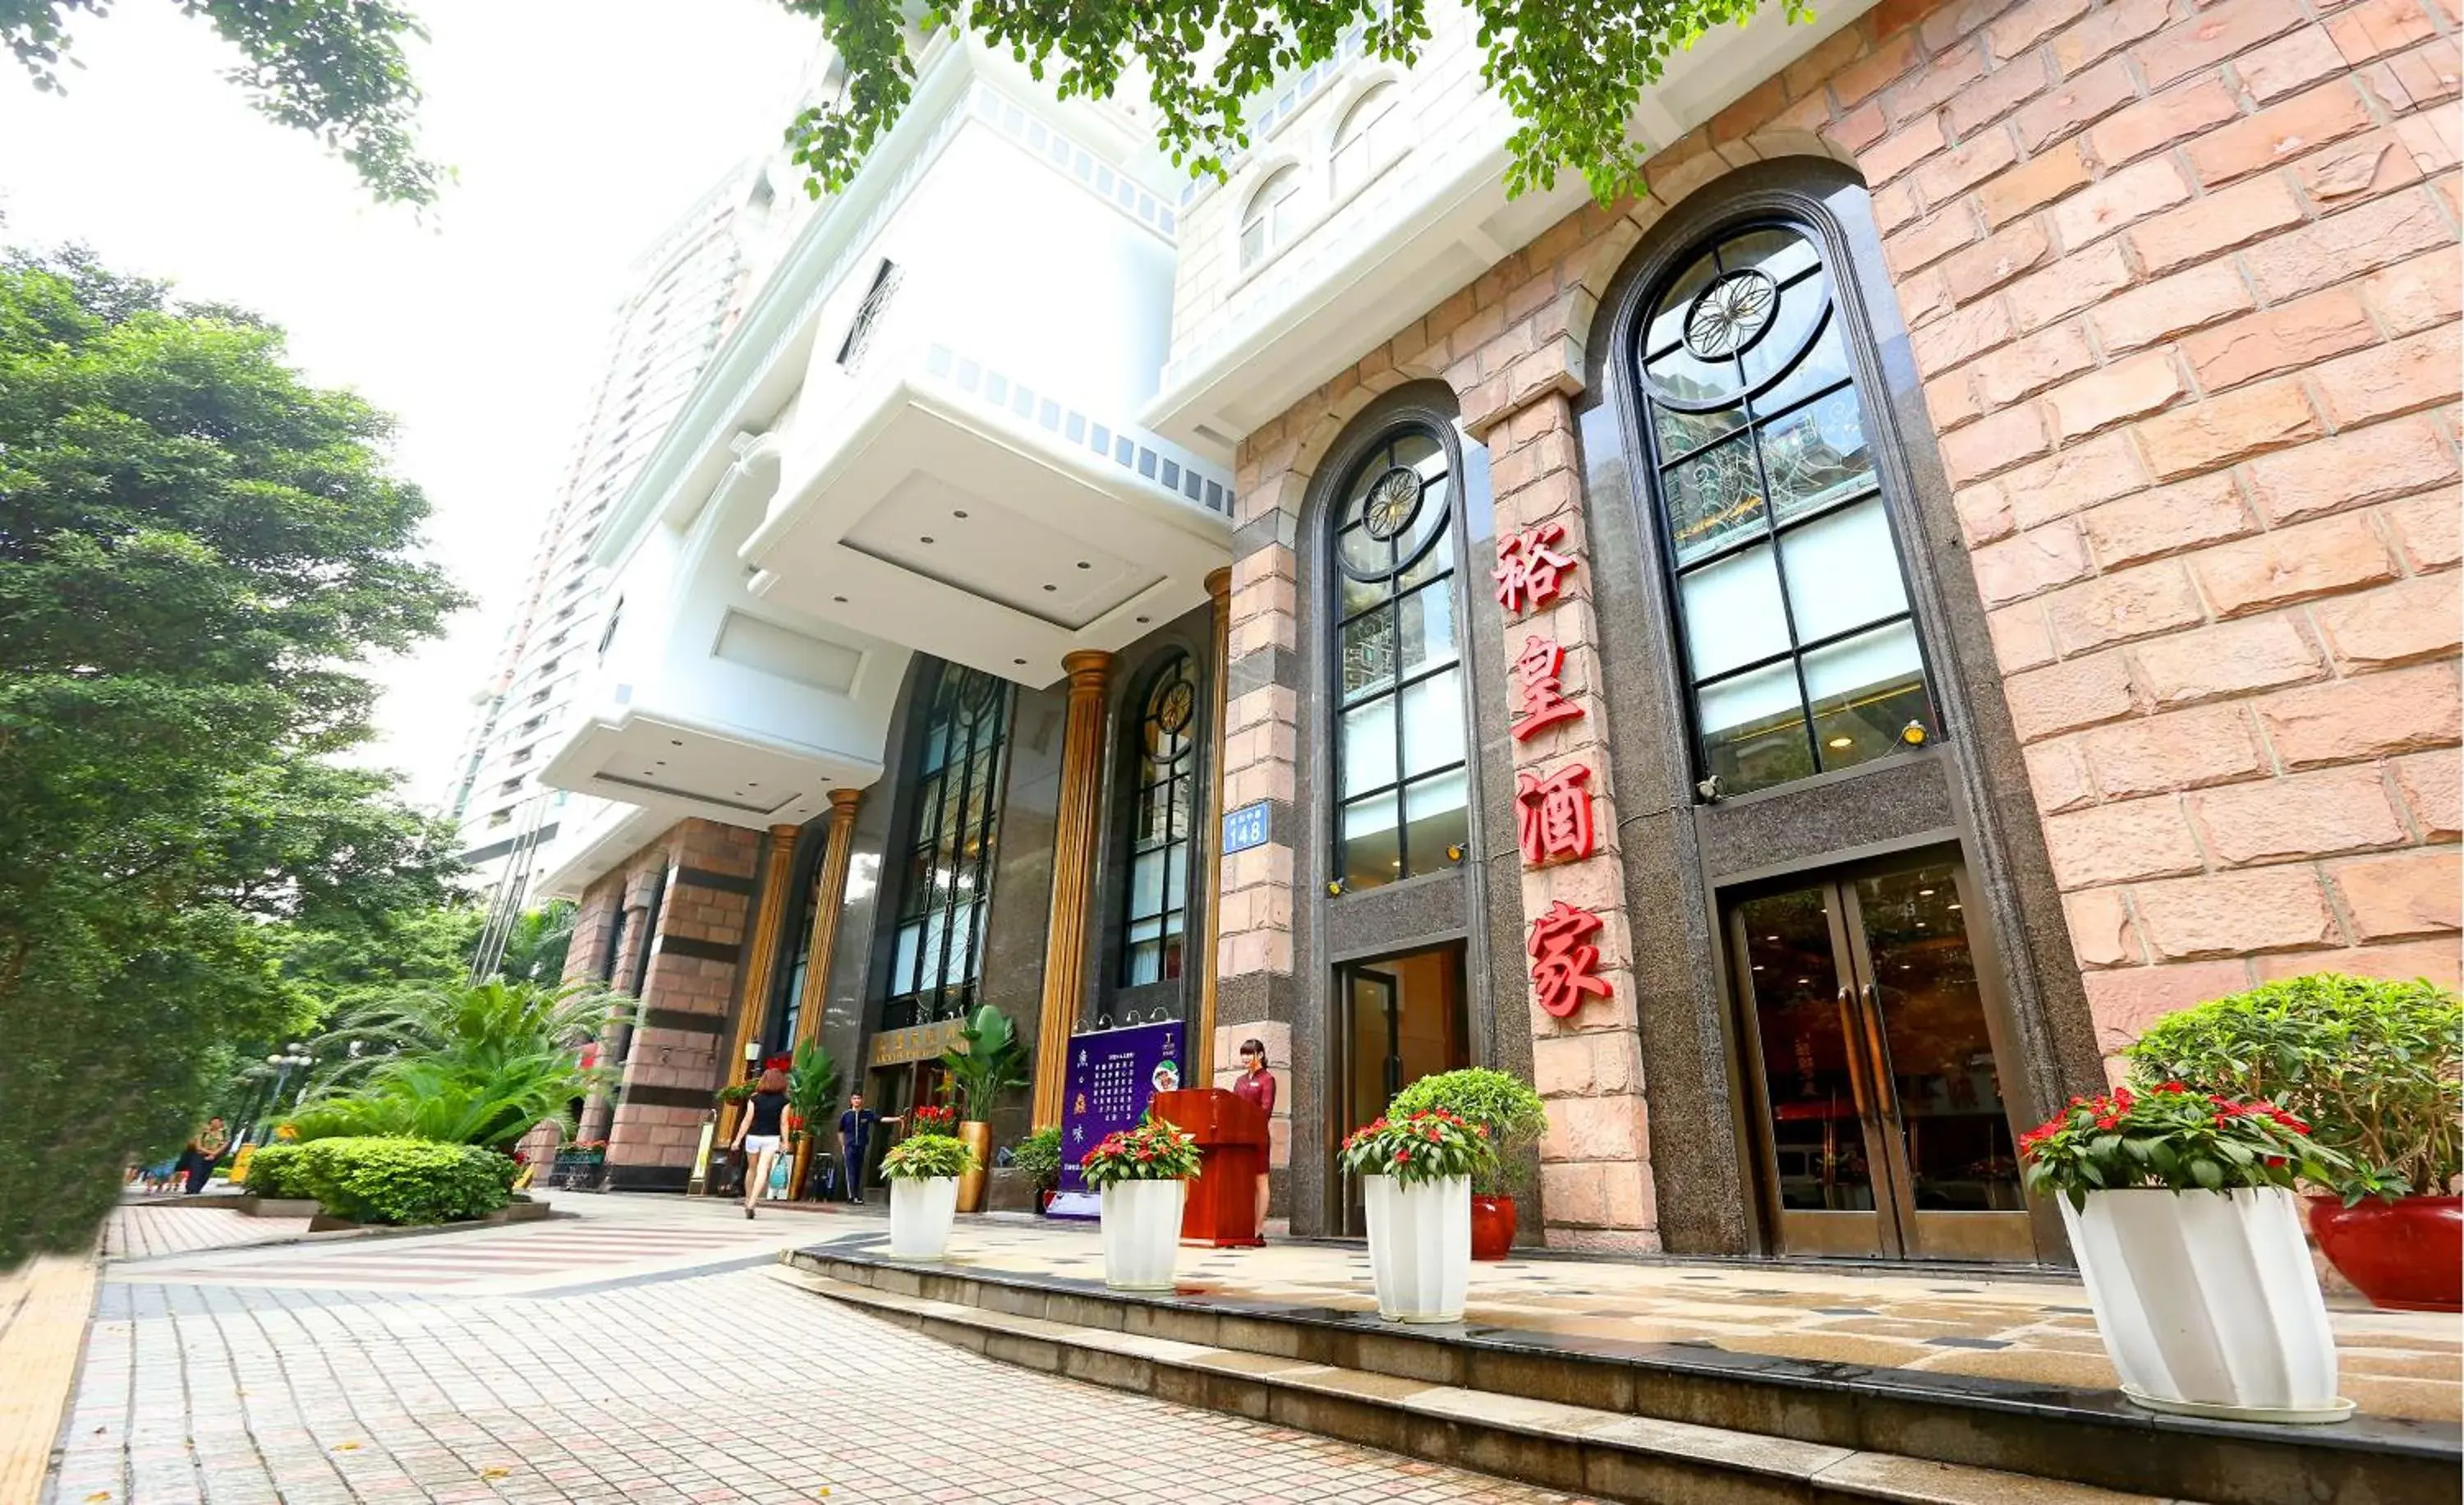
[1339,1109,1494,1323]
[784,1042,841,1201]
[2020,1082,2351,1421]
[939,1005,1030,1214]
[1081,1116,1202,1290]
[1390,1069,1547,1259]
[880,1129,977,1259]
[2125,973,2461,1313]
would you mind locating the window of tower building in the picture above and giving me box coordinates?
[881,662,1011,1029]
[1632,221,1933,799]
[1121,651,1198,987]
[1332,427,1467,891]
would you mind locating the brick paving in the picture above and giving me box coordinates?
[48,1199,1597,1504]
[102,1204,315,1261]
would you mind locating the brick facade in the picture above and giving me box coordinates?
[1217,0,2459,1241]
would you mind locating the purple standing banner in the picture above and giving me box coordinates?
[1046,1018,1185,1219]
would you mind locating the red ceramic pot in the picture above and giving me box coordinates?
[2308,1194,2462,1313]
[1471,1194,1518,1261]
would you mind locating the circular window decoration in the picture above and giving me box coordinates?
[1156,679,1195,743]
[1361,467,1423,541]
[1683,269,1778,360]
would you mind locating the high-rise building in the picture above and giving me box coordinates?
[444,159,805,941]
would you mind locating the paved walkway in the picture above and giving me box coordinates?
[99,1204,315,1261]
[44,1194,1597,1504]
[878,1218,2463,1424]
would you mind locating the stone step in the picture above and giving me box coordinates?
[770,1261,2181,1505]
[782,1247,2456,1505]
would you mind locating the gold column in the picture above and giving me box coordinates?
[790,789,865,1049]
[1195,567,1232,1087]
[724,822,804,1131]
[1031,649,1115,1127]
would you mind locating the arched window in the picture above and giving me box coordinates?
[884,663,1011,1028]
[1634,221,1934,799]
[1333,428,1466,891]
[1121,653,1199,985]
[1330,83,1400,200]
[1239,165,1302,272]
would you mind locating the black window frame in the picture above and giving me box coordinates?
[1119,651,1200,987]
[880,662,1011,1030]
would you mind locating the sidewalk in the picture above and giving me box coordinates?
[804,1217,2462,1424]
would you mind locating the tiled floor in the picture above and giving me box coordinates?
[101,1204,314,1260]
[847,1219,2464,1424]
[48,1195,1600,1503]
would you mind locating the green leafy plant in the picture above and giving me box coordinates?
[938,1005,1030,1123]
[880,1132,980,1181]
[241,1142,309,1200]
[2123,973,2462,1204]
[1009,1125,1064,1190]
[1391,1068,1547,1194]
[2017,1084,2347,1213]
[1079,1117,1202,1190]
[786,1041,842,1140]
[293,1136,517,1225]
[1339,1110,1496,1186]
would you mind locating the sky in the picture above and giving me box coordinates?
[0,0,816,805]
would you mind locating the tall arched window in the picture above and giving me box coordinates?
[1330,83,1400,199]
[1634,221,1934,799]
[1121,653,1198,985]
[1239,165,1301,272]
[884,662,1010,1028]
[1333,428,1466,891]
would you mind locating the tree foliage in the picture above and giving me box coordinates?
[0,244,465,1268]
[0,0,444,203]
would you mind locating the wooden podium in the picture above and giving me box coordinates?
[1149,1088,1266,1247]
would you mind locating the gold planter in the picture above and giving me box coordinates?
[791,1135,814,1200]
[957,1121,993,1213]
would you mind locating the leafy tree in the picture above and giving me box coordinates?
[493,900,577,988]
[0,244,464,1266]
[938,1004,1030,1123]
[0,0,444,204]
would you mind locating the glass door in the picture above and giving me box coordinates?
[1729,852,2034,1261]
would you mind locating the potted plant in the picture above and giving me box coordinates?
[1081,1116,1203,1290]
[1390,1069,1548,1260]
[2020,1082,2351,1421]
[879,1130,977,1259]
[1011,1125,1063,1213]
[2125,973,2461,1313]
[1338,1109,1494,1323]
[939,1005,1030,1214]
[784,1042,841,1200]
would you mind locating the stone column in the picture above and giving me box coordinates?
[791,789,865,1050]
[1031,649,1114,1127]
[1194,568,1232,1085]
[724,822,803,1129]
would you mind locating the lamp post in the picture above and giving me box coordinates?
[255,1042,312,1145]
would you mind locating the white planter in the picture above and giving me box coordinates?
[1363,1173,1470,1323]
[1099,1179,1187,1291]
[887,1176,959,1259]
[2062,1186,2350,1422]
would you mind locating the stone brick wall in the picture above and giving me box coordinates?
[1217,0,2459,1240]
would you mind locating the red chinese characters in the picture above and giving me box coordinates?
[1515,763,1597,865]
[1509,633,1584,742]
[1492,523,1577,616]
[1527,900,1613,1018]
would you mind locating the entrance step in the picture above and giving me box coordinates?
[770,1263,2169,1505]
[782,1246,2457,1505]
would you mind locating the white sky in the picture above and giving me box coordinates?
[0,0,816,806]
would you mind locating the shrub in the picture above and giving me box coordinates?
[2124,973,2462,1201]
[242,1142,309,1199]
[1390,1068,1548,1194]
[1009,1125,1063,1190]
[1339,1111,1496,1186]
[880,1132,977,1181]
[2018,1083,2345,1211]
[1079,1118,1202,1189]
[296,1136,517,1225]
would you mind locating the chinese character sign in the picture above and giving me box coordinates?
[1056,1019,1184,1199]
[1516,764,1597,866]
[1509,634,1584,741]
[1528,900,1613,1018]
[1493,523,1578,617]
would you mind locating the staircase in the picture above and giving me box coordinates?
[775,1244,2456,1505]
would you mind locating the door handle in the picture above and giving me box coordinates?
[1858,982,1892,1097]
[1835,987,1873,1120]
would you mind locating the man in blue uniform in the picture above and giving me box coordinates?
[837,1093,880,1203]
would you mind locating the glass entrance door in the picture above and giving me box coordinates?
[1728,852,2034,1261]
[1334,946,1470,1234]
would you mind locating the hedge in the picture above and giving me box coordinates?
[294,1137,517,1225]
[241,1142,309,1200]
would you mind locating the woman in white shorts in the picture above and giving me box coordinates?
[733,1065,792,1218]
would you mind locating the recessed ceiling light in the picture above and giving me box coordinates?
[670,739,683,746]
[832,595,848,604]
[953,509,969,519]
[919,536,935,545]
[1827,735,1854,749]
[1013,657,1027,665]
[1076,560,1091,569]
[1918,888,1934,897]
[1042,583,1057,592]
[1135,615,1150,624]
